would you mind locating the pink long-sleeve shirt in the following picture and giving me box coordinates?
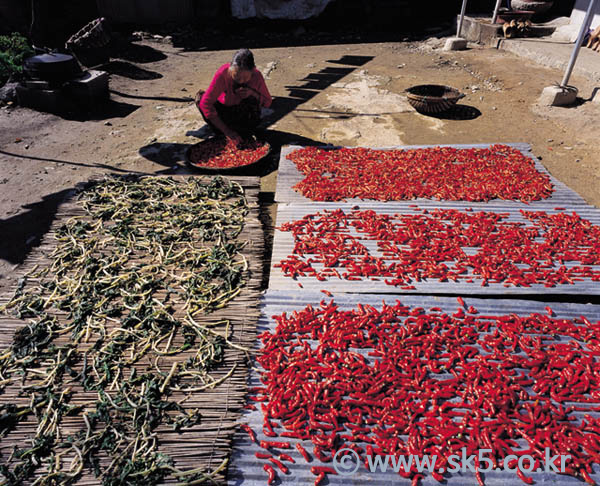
[199,63,272,119]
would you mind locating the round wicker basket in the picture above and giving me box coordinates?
[66,17,111,49]
[405,84,465,114]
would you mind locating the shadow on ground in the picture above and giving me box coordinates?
[0,149,149,173]
[293,108,407,120]
[110,89,193,103]
[264,55,374,128]
[0,189,73,265]
[258,193,275,290]
[62,98,141,122]
[422,104,482,121]
[104,60,163,80]
[138,142,189,168]
[113,42,168,64]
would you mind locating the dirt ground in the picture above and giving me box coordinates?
[1,36,599,294]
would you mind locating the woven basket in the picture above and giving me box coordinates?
[405,84,465,114]
[66,18,110,49]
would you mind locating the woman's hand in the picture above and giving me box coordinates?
[225,130,243,147]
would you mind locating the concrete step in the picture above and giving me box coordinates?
[460,15,556,45]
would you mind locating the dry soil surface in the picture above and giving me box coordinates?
[1,37,599,294]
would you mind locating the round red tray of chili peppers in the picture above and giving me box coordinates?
[186,137,270,171]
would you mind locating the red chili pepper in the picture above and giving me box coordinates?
[412,474,423,486]
[269,457,289,474]
[314,472,326,486]
[256,452,272,459]
[240,423,256,443]
[264,418,277,437]
[581,467,595,485]
[516,467,534,484]
[279,453,295,464]
[263,463,277,485]
[311,466,336,475]
[296,443,311,462]
[261,440,291,450]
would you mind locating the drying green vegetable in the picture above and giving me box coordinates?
[0,176,251,485]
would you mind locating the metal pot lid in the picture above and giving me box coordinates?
[25,53,76,67]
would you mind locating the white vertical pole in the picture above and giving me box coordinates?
[561,0,598,86]
[491,0,503,24]
[457,0,469,37]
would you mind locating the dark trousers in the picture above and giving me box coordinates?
[197,96,261,139]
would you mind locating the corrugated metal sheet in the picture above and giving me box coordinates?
[227,291,600,486]
[268,203,600,295]
[274,143,590,208]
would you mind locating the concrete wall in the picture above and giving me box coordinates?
[571,0,600,30]
[554,0,600,41]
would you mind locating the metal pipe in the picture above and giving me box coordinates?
[457,0,469,37]
[561,0,599,87]
[491,0,503,24]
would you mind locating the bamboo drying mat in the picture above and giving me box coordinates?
[228,290,600,486]
[274,143,589,208]
[0,175,265,485]
[269,202,600,295]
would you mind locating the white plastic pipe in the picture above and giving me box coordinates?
[491,0,503,24]
[457,0,469,37]
[561,0,599,86]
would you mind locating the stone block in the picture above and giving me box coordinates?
[65,70,109,99]
[16,85,65,113]
[538,85,578,106]
[443,37,468,51]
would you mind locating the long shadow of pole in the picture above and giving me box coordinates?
[0,150,151,174]
[262,55,374,129]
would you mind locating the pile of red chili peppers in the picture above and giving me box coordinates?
[244,299,600,486]
[288,145,553,202]
[188,138,269,169]
[275,209,600,288]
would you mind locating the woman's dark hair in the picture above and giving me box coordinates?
[231,48,255,71]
